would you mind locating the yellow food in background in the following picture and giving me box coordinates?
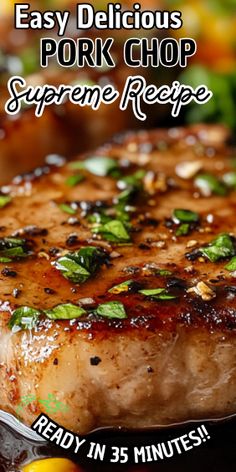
[172,0,236,72]
[1,0,15,15]
[22,458,82,472]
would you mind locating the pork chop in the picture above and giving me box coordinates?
[0,124,236,434]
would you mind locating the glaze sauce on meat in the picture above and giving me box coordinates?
[0,124,236,435]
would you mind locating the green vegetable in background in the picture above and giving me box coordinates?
[180,65,236,129]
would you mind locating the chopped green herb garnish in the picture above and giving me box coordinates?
[70,156,119,177]
[139,288,176,300]
[108,280,134,294]
[53,246,106,284]
[176,223,190,237]
[65,174,84,187]
[0,257,12,263]
[58,203,77,215]
[201,233,235,262]
[194,174,227,196]
[222,172,236,189]
[92,220,131,243]
[44,303,86,320]
[116,188,135,203]
[156,269,173,276]
[0,238,29,260]
[88,212,111,225]
[9,303,87,331]
[96,301,127,319]
[116,170,145,203]
[8,306,41,332]
[173,209,199,223]
[0,196,11,208]
[118,170,146,189]
[225,256,236,271]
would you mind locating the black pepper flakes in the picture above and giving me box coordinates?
[185,248,202,261]
[2,268,17,278]
[144,218,159,227]
[123,266,141,275]
[90,356,102,366]
[71,287,78,294]
[147,366,154,373]
[166,277,187,290]
[25,226,48,237]
[66,234,78,246]
[44,287,56,295]
[53,358,59,366]
[138,243,150,250]
[49,247,60,257]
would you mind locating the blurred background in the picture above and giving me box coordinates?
[0,0,235,179]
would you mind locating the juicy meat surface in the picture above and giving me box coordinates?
[0,124,236,434]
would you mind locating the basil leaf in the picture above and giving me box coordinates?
[65,174,84,187]
[176,223,190,237]
[0,238,25,250]
[58,203,77,215]
[96,301,127,319]
[0,196,11,208]
[223,172,236,189]
[44,303,86,320]
[53,246,106,284]
[201,233,235,262]
[195,174,227,196]
[70,156,118,177]
[92,220,131,242]
[173,209,199,223]
[139,288,176,300]
[76,246,106,273]
[225,256,236,271]
[0,238,29,260]
[8,306,41,332]
[109,280,134,294]
[54,256,90,283]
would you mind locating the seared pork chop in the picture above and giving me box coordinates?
[0,124,236,434]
